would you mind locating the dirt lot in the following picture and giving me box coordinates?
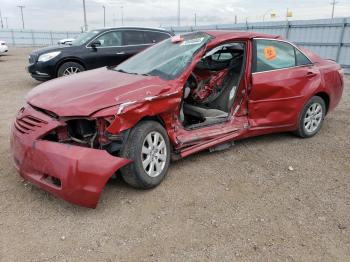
[0,48,349,262]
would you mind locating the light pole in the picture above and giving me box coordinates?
[102,5,106,27]
[0,9,3,29]
[82,0,88,31]
[262,9,272,22]
[177,0,180,26]
[194,13,197,27]
[17,5,25,30]
[331,0,338,19]
[121,6,124,26]
[4,17,8,29]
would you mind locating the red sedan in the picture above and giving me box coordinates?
[11,31,344,208]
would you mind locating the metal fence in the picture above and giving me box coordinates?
[167,17,350,74]
[0,29,80,46]
[0,18,349,73]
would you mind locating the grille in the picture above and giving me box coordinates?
[14,115,48,134]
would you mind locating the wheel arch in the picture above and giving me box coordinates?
[138,115,166,128]
[55,58,87,77]
[314,92,330,114]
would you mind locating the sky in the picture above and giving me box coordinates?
[0,0,350,31]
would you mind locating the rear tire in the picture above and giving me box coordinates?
[295,96,326,138]
[120,121,171,189]
[57,62,85,77]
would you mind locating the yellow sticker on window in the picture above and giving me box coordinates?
[264,46,277,61]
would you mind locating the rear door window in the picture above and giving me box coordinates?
[144,31,170,44]
[123,30,146,45]
[254,39,296,72]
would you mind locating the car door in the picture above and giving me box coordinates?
[248,39,320,128]
[84,30,128,69]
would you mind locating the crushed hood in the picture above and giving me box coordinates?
[26,67,170,117]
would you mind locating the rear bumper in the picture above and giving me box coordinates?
[10,107,131,208]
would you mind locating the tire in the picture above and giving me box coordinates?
[295,96,326,138]
[120,121,171,189]
[57,62,85,77]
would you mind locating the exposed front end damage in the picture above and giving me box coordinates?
[11,105,131,208]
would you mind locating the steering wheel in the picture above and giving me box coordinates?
[184,73,198,99]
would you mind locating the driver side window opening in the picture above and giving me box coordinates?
[95,31,122,47]
[180,42,246,129]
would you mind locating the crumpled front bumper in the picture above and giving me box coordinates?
[10,106,131,208]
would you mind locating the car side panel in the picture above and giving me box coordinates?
[315,60,344,112]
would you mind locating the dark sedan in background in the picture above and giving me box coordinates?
[27,27,174,81]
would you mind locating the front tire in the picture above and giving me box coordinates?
[57,62,85,77]
[296,96,326,138]
[120,121,171,189]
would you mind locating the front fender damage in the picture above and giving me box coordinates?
[105,92,182,134]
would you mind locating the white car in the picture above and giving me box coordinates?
[57,38,75,45]
[0,41,8,55]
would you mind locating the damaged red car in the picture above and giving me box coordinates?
[11,31,344,208]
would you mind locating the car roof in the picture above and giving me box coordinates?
[204,30,281,41]
[95,27,173,34]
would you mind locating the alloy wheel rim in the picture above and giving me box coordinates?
[63,67,81,76]
[304,102,323,133]
[141,131,167,178]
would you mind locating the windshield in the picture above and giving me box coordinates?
[114,32,212,80]
[71,30,101,46]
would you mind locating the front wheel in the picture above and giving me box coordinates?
[120,121,171,189]
[57,62,85,77]
[296,96,326,138]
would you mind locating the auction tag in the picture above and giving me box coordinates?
[264,46,277,60]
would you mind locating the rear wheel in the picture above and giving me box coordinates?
[120,121,171,189]
[296,96,326,138]
[57,62,85,77]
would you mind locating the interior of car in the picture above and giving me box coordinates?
[180,42,246,129]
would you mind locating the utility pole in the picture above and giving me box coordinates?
[0,9,4,29]
[82,0,88,32]
[177,0,180,26]
[17,5,25,30]
[331,0,338,19]
[113,13,117,27]
[102,5,106,27]
[4,17,8,29]
[194,13,197,27]
[234,15,237,24]
[121,6,124,26]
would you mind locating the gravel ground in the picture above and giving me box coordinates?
[0,48,349,262]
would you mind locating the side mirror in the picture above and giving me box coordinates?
[90,40,101,48]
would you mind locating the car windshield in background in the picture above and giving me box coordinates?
[71,30,101,46]
[114,32,212,80]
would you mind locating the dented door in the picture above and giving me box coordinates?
[248,39,321,128]
[248,66,320,127]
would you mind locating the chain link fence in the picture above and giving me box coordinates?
[167,17,350,74]
[0,29,80,47]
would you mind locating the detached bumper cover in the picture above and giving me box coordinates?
[10,106,131,208]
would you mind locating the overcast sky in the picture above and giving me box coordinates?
[1,0,350,31]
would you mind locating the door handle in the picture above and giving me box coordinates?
[306,71,317,78]
[116,52,126,55]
